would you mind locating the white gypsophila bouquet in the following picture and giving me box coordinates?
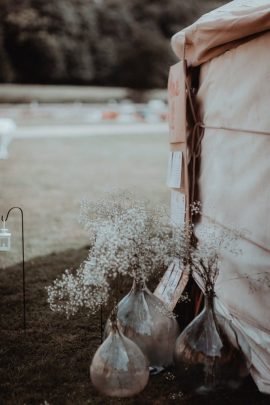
[47,191,191,318]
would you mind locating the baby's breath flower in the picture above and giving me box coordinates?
[47,191,192,316]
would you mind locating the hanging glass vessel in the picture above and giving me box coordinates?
[174,291,249,394]
[90,312,149,397]
[106,278,180,371]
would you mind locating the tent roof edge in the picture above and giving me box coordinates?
[171,0,270,66]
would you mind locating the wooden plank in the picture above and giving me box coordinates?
[168,62,186,144]
[154,259,190,311]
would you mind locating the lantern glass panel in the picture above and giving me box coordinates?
[0,228,11,251]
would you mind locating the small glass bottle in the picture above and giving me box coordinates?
[90,311,149,397]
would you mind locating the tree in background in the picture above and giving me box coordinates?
[0,0,227,88]
[1,0,98,83]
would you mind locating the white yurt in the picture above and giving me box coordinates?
[170,0,270,394]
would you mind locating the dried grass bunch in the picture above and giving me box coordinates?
[190,202,243,295]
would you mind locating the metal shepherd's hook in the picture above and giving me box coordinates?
[1,207,26,331]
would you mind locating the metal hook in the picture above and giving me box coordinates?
[1,206,26,331]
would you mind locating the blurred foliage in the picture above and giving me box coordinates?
[0,0,227,88]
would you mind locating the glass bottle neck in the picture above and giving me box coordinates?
[204,293,215,311]
[132,276,146,292]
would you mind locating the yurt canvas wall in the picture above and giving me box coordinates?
[171,0,270,394]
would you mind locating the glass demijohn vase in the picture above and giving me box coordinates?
[108,278,180,371]
[90,312,149,397]
[174,291,248,394]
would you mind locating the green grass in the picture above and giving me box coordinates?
[0,247,269,405]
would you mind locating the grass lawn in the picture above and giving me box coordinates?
[1,247,269,405]
[0,132,168,268]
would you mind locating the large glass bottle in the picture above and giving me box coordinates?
[107,278,180,371]
[174,291,249,393]
[90,313,149,397]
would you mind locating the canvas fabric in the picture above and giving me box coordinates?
[172,0,270,66]
[170,0,270,394]
[196,30,270,393]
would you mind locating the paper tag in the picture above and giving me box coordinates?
[167,151,182,189]
[170,190,185,227]
[154,259,190,310]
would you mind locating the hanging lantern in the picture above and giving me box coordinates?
[105,278,180,371]
[174,293,249,394]
[0,221,11,251]
[90,316,149,397]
